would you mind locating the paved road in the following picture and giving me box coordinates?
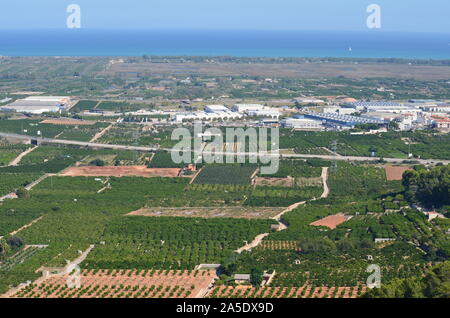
[1,132,449,165]
[0,132,160,152]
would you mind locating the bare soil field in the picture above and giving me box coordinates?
[255,177,294,187]
[60,166,182,178]
[40,119,97,126]
[310,213,349,229]
[128,206,285,219]
[11,269,217,299]
[384,166,413,181]
[104,61,450,80]
[208,285,366,298]
[254,176,322,188]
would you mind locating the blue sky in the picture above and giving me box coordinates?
[0,0,449,32]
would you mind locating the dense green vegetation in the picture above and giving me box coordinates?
[363,261,450,298]
[217,161,450,289]
[0,123,449,298]
[0,173,41,197]
[71,100,98,111]
[231,243,427,287]
[96,101,147,112]
[327,162,403,201]
[148,150,193,168]
[84,216,275,269]
[0,172,319,293]
[403,165,450,208]
[260,160,323,178]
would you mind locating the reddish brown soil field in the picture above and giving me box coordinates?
[40,119,97,126]
[310,213,348,229]
[60,166,182,178]
[384,166,412,181]
[12,269,217,298]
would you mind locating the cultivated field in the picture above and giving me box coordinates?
[193,165,257,185]
[254,177,294,187]
[310,213,349,230]
[254,176,323,187]
[257,241,301,251]
[104,60,450,80]
[207,285,367,298]
[40,119,97,126]
[384,166,413,181]
[11,269,217,298]
[60,166,182,178]
[128,206,285,219]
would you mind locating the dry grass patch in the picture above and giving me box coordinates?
[128,207,285,219]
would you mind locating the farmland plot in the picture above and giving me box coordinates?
[128,206,285,219]
[11,269,217,298]
[207,285,367,298]
[193,165,257,185]
[0,144,32,166]
[0,172,41,197]
[0,246,47,271]
[82,216,275,269]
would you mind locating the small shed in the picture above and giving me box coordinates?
[234,274,251,284]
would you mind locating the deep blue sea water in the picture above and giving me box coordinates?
[0,29,449,59]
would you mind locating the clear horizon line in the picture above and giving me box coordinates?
[0,27,449,35]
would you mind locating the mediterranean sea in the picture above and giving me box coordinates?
[0,29,449,59]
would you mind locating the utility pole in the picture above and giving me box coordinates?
[331,140,338,172]
[133,129,140,163]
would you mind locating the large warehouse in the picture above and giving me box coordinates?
[0,96,72,114]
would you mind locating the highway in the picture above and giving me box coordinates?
[1,131,449,165]
[0,132,160,152]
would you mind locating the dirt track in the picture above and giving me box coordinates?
[7,146,37,166]
[89,123,114,142]
[236,167,330,252]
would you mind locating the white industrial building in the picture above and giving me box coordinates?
[246,108,280,118]
[323,107,358,115]
[1,96,72,114]
[174,111,242,123]
[280,117,324,130]
[232,104,264,113]
[420,105,450,114]
[292,98,325,104]
[345,102,423,114]
[204,105,230,113]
